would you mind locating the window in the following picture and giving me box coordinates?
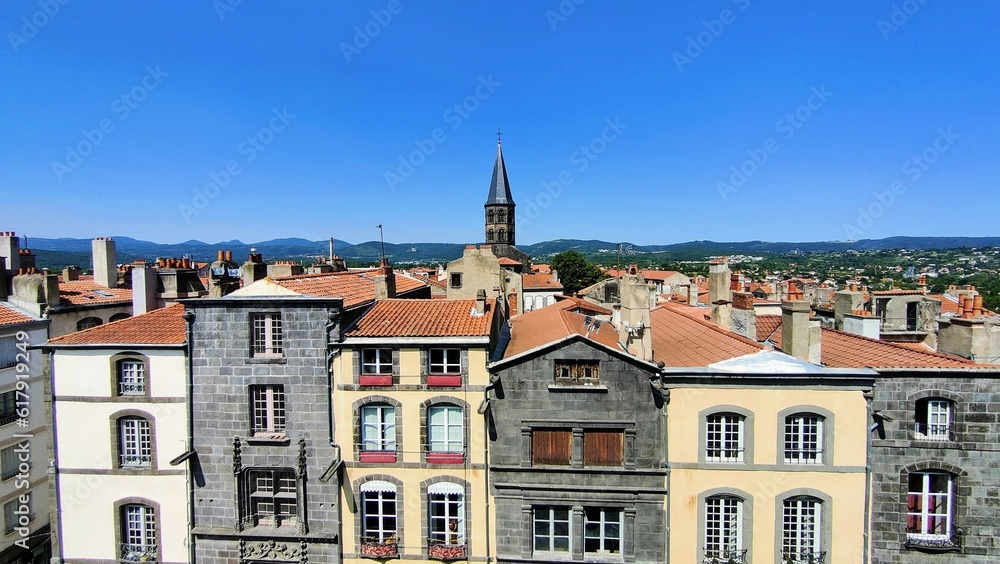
[532,429,571,466]
[3,493,31,535]
[497,210,505,223]
[428,483,465,559]
[250,313,283,358]
[450,273,462,289]
[0,337,16,369]
[907,472,955,546]
[361,405,396,462]
[487,210,494,223]
[427,405,463,464]
[784,414,823,464]
[1,444,20,480]
[244,469,297,528]
[361,348,392,374]
[77,317,103,331]
[360,481,398,557]
[553,360,600,385]
[0,391,16,426]
[110,313,131,322]
[428,348,461,386]
[487,229,494,242]
[121,503,156,561]
[534,506,571,554]
[781,497,823,564]
[497,229,506,242]
[250,385,286,438]
[705,496,745,563]
[915,398,952,441]
[583,430,623,467]
[706,413,744,463]
[118,417,151,468]
[117,359,146,396]
[584,508,621,556]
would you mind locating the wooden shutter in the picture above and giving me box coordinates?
[532,429,572,465]
[583,430,623,466]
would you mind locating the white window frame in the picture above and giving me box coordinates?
[119,417,151,468]
[781,498,822,563]
[117,359,146,396]
[706,413,744,463]
[428,348,461,374]
[784,414,823,464]
[428,405,463,453]
[361,405,396,451]
[916,399,952,441]
[361,482,398,544]
[250,313,283,358]
[250,385,286,437]
[121,503,156,560]
[533,505,571,555]
[583,507,622,556]
[907,472,953,542]
[705,496,743,560]
[361,348,393,374]
[428,483,465,546]
[246,468,297,527]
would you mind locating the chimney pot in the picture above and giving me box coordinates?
[225,250,233,262]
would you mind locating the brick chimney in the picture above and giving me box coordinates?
[708,258,732,329]
[916,274,928,294]
[730,292,757,340]
[781,298,821,364]
[619,267,653,361]
[92,237,117,288]
[833,284,864,330]
[374,258,396,301]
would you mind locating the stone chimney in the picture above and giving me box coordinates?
[938,315,998,364]
[476,289,487,315]
[709,259,732,329]
[619,266,653,361]
[781,299,821,363]
[0,232,20,298]
[132,263,159,315]
[9,271,61,316]
[267,260,304,278]
[833,284,864,330]
[842,310,880,340]
[18,249,36,271]
[688,283,699,306]
[242,249,267,287]
[731,292,757,340]
[92,237,117,288]
[62,266,81,281]
[374,258,396,301]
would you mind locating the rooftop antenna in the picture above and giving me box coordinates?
[374,224,385,264]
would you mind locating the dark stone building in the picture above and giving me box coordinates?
[185,296,344,563]
[487,306,666,563]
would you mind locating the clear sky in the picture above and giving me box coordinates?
[1,1,997,246]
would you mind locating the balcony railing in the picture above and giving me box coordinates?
[781,551,826,564]
[360,537,398,558]
[120,543,157,562]
[118,381,146,395]
[914,424,950,441]
[428,539,466,561]
[905,529,962,551]
[120,454,152,468]
[703,548,748,564]
[705,448,744,463]
[784,449,824,464]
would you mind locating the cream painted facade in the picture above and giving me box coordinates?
[50,347,189,564]
[664,385,871,564]
[333,338,495,563]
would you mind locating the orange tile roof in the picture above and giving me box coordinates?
[504,305,621,359]
[58,279,132,306]
[345,299,494,338]
[928,294,995,316]
[498,257,522,266]
[522,273,563,290]
[0,303,39,326]
[532,264,551,274]
[272,270,428,308]
[605,269,682,282]
[870,289,925,296]
[756,315,782,342]
[766,321,977,369]
[47,303,186,346]
[553,295,613,315]
[650,306,765,366]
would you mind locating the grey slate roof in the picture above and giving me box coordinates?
[485,140,515,206]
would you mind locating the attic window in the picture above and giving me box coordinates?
[92,290,114,298]
[450,273,462,289]
[553,360,600,385]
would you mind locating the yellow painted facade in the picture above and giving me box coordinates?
[334,343,495,563]
[667,387,869,564]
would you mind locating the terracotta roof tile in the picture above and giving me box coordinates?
[928,294,995,316]
[650,306,765,366]
[870,289,925,296]
[271,270,427,308]
[498,257,522,266]
[58,279,132,306]
[522,273,563,290]
[47,303,186,346]
[756,315,782,342]
[553,295,613,315]
[0,303,39,327]
[605,269,682,282]
[504,306,620,359]
[346,299,494,338]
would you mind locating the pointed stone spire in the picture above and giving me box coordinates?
[485,139,514,206]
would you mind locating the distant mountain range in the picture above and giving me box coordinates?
[20,235,1000,270]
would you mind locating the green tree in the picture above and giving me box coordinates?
[551,250,605,295]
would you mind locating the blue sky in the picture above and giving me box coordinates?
[1,1,997,246]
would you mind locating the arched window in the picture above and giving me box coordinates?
[77,317,103,331]
[907,471,956,546]
[497,209,505,223]
[915,398,952,441]
[487,229,494,242]
[705,495,745,561]
[110,313,131,322]
[120,503,157,561]
[487,210,494,223]
[425,402,465,464]
[497,229,506,243]
[360,480,398,553]
[117,416,152,468]
[428,482,465,553]
[361,404,397,459]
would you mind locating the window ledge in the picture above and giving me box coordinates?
[359,374,393,386]
[427,375,462,387]
[547,384,608,392]
[246,358,287,365]
[359,451,398,463]
[246,434,291,446]
[426,452,465,465]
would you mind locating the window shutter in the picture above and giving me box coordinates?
[532,429,572,465]
[584,430,623,466]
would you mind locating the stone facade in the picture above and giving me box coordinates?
[870,370,1000,563]
[489,338,665,563]
[187,297,344,563]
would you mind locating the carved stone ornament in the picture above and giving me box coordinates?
[241,539,303,561]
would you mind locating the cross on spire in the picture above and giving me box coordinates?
[496,128,502,143]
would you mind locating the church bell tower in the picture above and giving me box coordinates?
[484,133,515,246]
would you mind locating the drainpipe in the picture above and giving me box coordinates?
[183,310,197,564]
[862,386,875,564]
[481,381,495,563]
[650,374,669,563]
[325,316,345,556]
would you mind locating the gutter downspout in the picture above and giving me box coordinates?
[482,381,495,563]
[657,378,670,564]
[325,317,344,554]
[183,310,197,564]
[862,386,875,564]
